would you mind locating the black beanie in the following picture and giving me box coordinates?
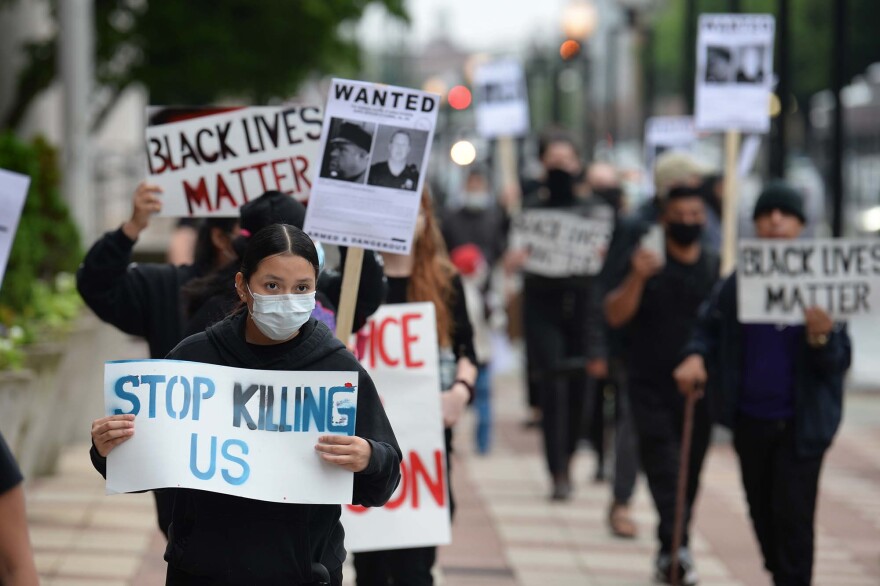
[239,190,306,236]
[752,181,805,223]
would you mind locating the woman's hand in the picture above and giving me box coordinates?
[441,383,470,427]
[315,436,372,472]
[91,414,135,457]
[122,182,163,241]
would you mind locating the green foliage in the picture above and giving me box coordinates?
[0,133,81,322]
[650,0,880,103]
[2,0,408,129]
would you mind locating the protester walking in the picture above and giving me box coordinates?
[674,182,851,586]
[604,183,718,584]
[90,224,401,585]
[0,431,39,586]
[505,130,611,501]
[353,187,477,585]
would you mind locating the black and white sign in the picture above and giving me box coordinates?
[303,79,439,254]
[472,59,530,139]
[510,209,614,277]
[738,239,880,324]
[695,14,775,133]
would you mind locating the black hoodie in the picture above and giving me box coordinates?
[90,312,401,584]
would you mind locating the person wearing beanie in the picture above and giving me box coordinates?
[675,181,851,585]
[182,190,387,338]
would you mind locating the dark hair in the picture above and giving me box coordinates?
[537,128,580,160]
[193,218,238,271]
[240,224,319,283]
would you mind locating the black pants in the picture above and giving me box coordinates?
[733,416,823,586]
[353,547,436,585]
[523,286,591,475]
[165,564,343,585]
[154,489,175,539]
[628,381,711,554]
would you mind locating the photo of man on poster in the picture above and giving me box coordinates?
[321,119,375,184]
[367,127,425,191]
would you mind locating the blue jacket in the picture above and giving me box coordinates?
[683,272,851,458]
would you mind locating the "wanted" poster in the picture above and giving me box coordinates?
[303,79,439,254]
[695,14,775,133]
[737,239,880,324]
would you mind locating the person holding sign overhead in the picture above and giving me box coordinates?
[90,224,401,585]
[675,182,851,586]
[603,183,718,585]
[353,187,477,586]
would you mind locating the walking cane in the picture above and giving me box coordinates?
[670,383,699,585]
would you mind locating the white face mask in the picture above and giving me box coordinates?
[246,286,316,341]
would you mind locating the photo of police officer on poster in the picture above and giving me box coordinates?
[367,126,427,191]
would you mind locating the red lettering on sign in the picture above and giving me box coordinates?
[184,177,212,214]
[346,450,446,514]
[376,317,400,367]
[401,313,424,368]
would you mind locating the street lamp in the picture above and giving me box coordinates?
[558,0,598,156]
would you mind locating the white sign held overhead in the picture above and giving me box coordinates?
[473,59,530,139]
[643,116,698,196]
[509,208,614,278]
[0,169,30,292]
[695,14,776,133]
[737,239,880,324]
[145,106,323,217]
[303,79,440,255]
[104,360,358,504]
[342,303,451,552]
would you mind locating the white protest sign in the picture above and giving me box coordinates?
[737,239,880,324]
[510,208,614,277]
[473,59,530,139]
[145,106,323,217]
[342,303,450,552]
[104,360,358,504]
[643,116,697,196]
[303,79,440,255]
[695,14,775,133]
[0,169,30,291]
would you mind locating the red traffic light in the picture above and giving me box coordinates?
[448,85,472,110]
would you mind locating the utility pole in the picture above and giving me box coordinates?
[59,0,95,243]
[831,0,846,237]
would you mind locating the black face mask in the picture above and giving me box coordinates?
[593,187,624,211]
[667,222,703,246]
[545,169,577,205]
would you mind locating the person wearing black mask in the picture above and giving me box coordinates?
[505,130,610,500]
[603,185,718,585]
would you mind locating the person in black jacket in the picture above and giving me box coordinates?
[77,182,238,537]
[0,432,39,586]
[674,182,851,586]
[504,131,611,501]
[90,224,401,586]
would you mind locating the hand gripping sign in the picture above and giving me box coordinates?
[342,303,451,552]
[104,360,357,504]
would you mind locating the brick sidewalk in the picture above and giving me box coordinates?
[23,343,880,585]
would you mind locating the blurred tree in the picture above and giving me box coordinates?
[649,0,880,105]
[1,0,408,130]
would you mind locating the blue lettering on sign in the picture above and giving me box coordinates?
[112,374,217,420]
[189,433,251,486]
[230,383,358,434]
[113,375,141,415]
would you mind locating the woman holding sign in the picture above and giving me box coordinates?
[90,224,401,586]
[353,187,478,586]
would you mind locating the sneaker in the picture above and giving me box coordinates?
[607,502,637,539]
[654,549,699,585]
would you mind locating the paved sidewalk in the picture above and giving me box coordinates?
[22,336,880,585]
